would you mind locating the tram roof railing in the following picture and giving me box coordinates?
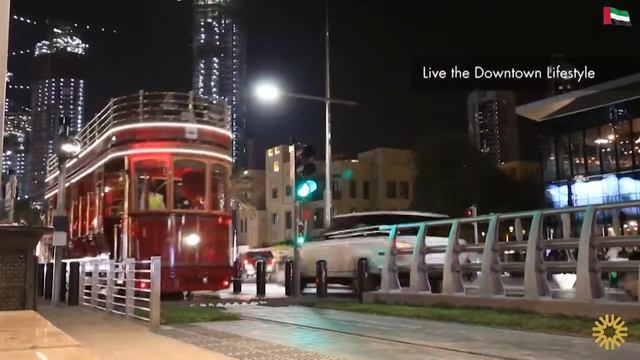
[47,91,229,175]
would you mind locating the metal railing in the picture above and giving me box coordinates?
[76,256,161,326]
[47,91,229,174]
[379,201,640,302]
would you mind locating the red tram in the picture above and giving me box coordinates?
[44,91,234,293]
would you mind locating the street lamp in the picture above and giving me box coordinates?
[51,117,80,305]
[254,82,282,103]
[253,0,357,230]
[253,81,357,230]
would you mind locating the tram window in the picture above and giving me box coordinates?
[173,159,206,210]
[211,164,228,211]
[134,159,168,211]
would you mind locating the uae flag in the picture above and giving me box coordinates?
[603,7,631,26]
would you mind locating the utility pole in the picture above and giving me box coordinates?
[51,117,80,305]
[289,143,301,296]
[323,0,332,229]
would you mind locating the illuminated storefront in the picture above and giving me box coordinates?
[518,74,640,209]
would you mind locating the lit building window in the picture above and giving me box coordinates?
[267,148,274,157]
[274,147,280,155]
[273,161,280,172]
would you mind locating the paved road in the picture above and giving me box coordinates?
[162,305,640,360]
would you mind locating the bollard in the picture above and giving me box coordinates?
[59,262,67,303]
[357,258,369,303]
[256,260,266,297]
[316,260,328,298]
[67,262,80,306]
[37,263,45,297]
[232,259,242,294]
[284,259,294,296]
[44,263,54,300]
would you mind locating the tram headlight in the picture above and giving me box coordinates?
[184,233,201,247]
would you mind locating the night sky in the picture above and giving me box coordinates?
[8,0,640,168]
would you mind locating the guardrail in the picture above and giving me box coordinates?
[47,91,229,174]
[75,256,161,326]
[379,201,640,302]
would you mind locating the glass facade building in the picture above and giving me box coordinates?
[535,90,640,208]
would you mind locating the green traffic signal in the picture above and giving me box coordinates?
[296,236,305,245]
[296,179,318,199]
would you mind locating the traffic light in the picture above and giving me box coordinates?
[295,143,319,201]
[296,220,306,245]
[465,205,477,217]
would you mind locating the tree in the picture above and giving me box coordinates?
[411,131,546,216]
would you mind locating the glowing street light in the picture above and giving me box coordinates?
[254,82,282,103]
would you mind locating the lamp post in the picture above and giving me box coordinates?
[253,1,356,229]
[51,117,81,305]
[253,84,356,230]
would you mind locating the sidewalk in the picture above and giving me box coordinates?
[40,305,233,360]
[0,310,98,360]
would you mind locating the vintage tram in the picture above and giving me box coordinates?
[44,91,234,293]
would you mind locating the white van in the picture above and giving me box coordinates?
[299,211,480,290]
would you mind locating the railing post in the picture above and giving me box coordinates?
[125,258,135,318]
[138,90,144,122]
[514,218,523,242]
[575,206,604,301]
[68,262,80,306]
[149,256,161,327]
[78,261,85,305]
[611,209,621,236]
[91,261,99,307]
[479,215,504,296]
[561,213,572,238]
[380,225,401,292]
[409,223,431,293]
[106,261,115,312]
[442,221,464,295]
[523,212,550,299]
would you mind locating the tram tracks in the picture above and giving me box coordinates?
[238,313,522,360]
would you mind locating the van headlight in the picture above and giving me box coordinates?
[184,233,201,247]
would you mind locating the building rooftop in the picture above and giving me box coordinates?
[516,73,640,121]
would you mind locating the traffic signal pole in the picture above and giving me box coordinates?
[289,144,301,296]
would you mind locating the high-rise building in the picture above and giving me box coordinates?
[3,110,31,199]
[548,54,577,96]
[27,26,88,199]
[193,0,247,170]
[467,90,518,165]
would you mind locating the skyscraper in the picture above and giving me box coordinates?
[193,0,247,170]
[27,26,87,199]
[467,90,518,165]
[3,108,31,199]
